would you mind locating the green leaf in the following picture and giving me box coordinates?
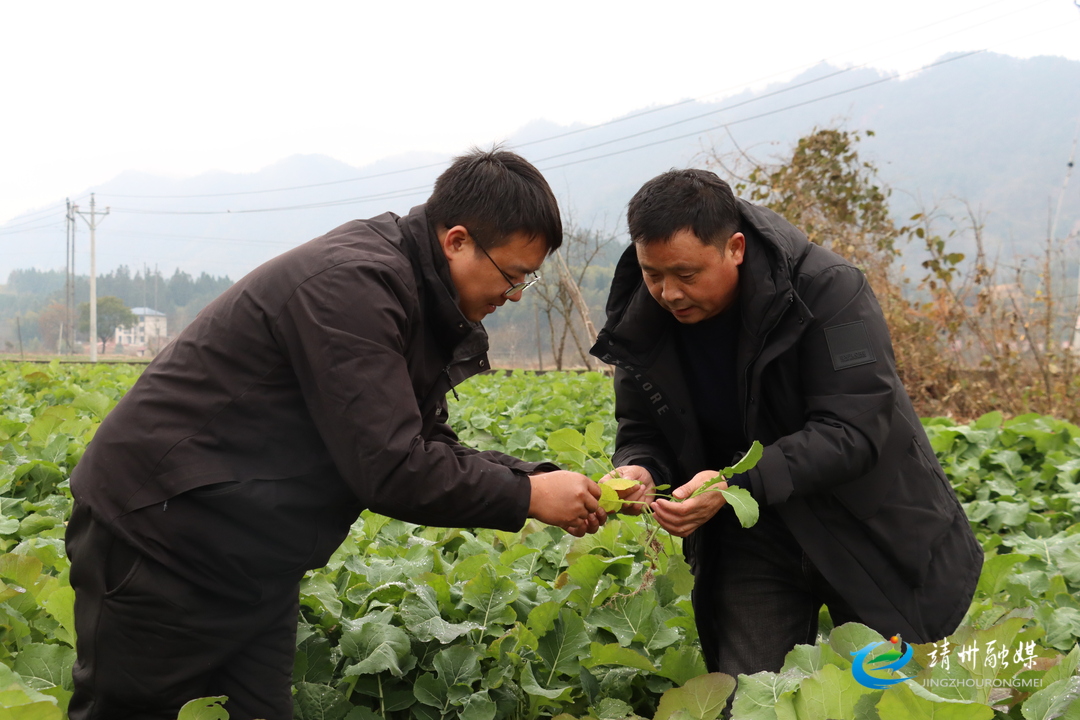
[547,428,586,455]
[299,573,343,619]
[589,592,653,645]
[293,683,353,720]
[729,671,802,720]
[414,672,451,710]
[584,421,608,456]
[40,587,75,647]
[973,411,1004,430]
[719,486,759,528]
[536,609,590,681]
[527,600,562,637]
[565,554,618,611]
[792,664,879,720]
[460,691,498,720]
[976,552,1028,597]
[877,682,994,720]
[1042,644,1080,686]
[594,697,635,719]
[12,644,75,691]
[401,585,482,643]
[654,672,736,720]
[340,624,414,678]
[580,642,657,672]
[462,564,519,628]
[658,645,708,686]
[729,441,764,474]
[176,696,229,720]
[519,661,572,701]
[1021,676,1080,720]
[434,645,483,688]
[781,643,828,677]
[71,392,113,420]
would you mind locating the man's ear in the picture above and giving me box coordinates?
[728,232,746,265]
[439,225,473,262]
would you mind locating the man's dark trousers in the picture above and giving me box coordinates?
[65,503,299,720]
[691,508,861,677]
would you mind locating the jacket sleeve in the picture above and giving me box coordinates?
[272,260,532,530]
[750,264,897,505]
[611,366,680,489]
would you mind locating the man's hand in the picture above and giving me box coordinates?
[651,469,728,538]
[599,465,655,516]
[528,471,603,537]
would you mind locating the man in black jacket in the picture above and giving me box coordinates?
[66,149,604,720]
[591,169,981,679]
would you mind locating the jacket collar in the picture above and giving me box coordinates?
[398,205,490,366]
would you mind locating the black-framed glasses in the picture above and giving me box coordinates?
[475,239,542,297]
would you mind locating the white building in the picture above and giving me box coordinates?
[115,307,168,352]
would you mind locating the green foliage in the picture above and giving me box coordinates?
[77,296,136,349]
[451,372,615,465]
[0,364,1078,719]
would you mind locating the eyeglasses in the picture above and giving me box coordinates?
[474,238,542,297]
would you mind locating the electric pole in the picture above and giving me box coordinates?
[65,199,76,354]
[75,193,109,361]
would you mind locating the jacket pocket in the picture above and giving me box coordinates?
[833,433,956,587]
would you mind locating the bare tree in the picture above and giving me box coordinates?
[530,223,616,370]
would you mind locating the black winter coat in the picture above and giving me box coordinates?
[589,201,982,642]
[72,206,546,600]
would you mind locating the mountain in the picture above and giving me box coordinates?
[2,52,1078,283]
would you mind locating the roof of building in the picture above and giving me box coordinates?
[130,307,166,317]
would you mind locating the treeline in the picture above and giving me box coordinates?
[0,266,233,350]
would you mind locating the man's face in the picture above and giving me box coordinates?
[442,226,547,323]
[636,228,745,324]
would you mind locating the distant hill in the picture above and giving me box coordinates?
[2,52,1078,283]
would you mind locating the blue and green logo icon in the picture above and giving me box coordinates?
[850,635,913,689]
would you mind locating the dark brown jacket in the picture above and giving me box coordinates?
[71,206,543,598]
[590,201,982,643]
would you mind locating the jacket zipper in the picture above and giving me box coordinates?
[742,293,795,440]
[443,364,459,401]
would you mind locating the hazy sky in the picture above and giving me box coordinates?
[2,0,1077,226]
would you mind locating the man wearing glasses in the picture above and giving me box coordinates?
[65,149,603,720]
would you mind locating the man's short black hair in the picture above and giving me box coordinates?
[427,148,563,252]
[627,168,740,249]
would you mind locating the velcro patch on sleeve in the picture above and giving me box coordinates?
[824,321,876,370]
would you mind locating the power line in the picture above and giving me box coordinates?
[103,47,993,215]
[108,185,430,216]
[0,221,66,236]
[3,2,1067,227]
[107,229,298,246]
[94,0,1041,203]
[101,162,447,200]
[532,0,1055,166]
[513,0,1040,151]
[538,51,989,171]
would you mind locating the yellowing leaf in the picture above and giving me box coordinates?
[599,484,622,512]
[603,477,640,492]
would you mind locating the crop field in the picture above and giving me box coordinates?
[0,362,1079,719]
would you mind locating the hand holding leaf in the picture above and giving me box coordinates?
[653,443,764,535]
[687,441,762,528]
